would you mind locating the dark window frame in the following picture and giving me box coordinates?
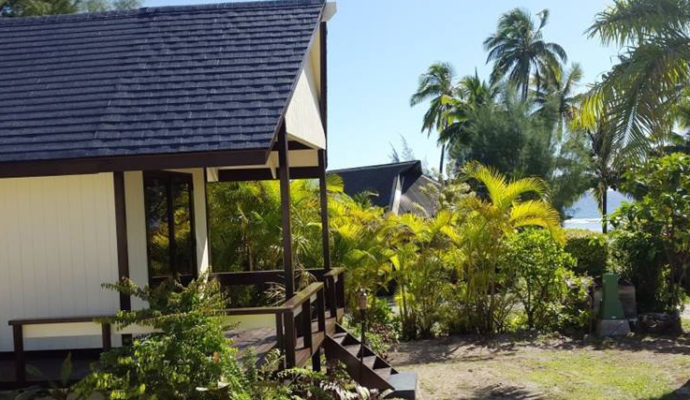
[143,170,197,286]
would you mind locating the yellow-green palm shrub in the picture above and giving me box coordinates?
[328,191,393,311]
[442,162,565,335]
[389,211,457,338]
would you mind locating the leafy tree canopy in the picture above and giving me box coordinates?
[0,0,141,17]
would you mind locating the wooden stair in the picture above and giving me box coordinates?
[325,325,417,400]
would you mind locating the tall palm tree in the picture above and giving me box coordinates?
[586,128,623,234]
[410,62,456,182]
[534,63,583,140]
[573,105,626,233]
[484,8,567,100]
[584,0,690,151]
[439,72,497,154]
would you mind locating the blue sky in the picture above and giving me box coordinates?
[145,0,619,171]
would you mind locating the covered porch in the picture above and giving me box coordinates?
[1,119,346,386]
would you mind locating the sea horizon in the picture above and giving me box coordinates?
[563,190,631,233]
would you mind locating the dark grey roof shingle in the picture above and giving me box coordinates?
[0,0,324,163]
[330,160,440,216]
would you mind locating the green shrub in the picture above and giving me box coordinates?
[73,278,247,400]
[502,230,576,331]
[610,153,690,314]
[556,274,594,336]
[564,229,609,278]
[610,208,673,313]
[70,277,383,400]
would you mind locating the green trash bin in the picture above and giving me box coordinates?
[600,273,625,320]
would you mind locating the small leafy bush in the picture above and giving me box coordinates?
[70,277,383,400]
[73,277,247,399]
[564,229,609,278]
[556,275,593,336]
[611,153,690,314]
[502,230,576,331]
[610,207,674,313]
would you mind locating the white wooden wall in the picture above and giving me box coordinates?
[0,173,121,351]
[0,169,210,352]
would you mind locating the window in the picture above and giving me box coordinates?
[144,171,196,284]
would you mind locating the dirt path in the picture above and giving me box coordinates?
[388,334,690,400]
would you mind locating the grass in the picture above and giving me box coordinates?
[390,334,690,400]
[518,352,675,399]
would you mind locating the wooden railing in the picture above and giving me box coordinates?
[210,267,346,319]
[223,281,326,368]
[323,267,346,319]
[7,269,346,385]
[8,316,114,384]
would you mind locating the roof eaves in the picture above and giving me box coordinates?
[262,1,326,160]
[329,160,420,174]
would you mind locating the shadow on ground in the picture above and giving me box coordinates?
[465,384,542,400]
[642,379,690,400]
[392,332,690,366]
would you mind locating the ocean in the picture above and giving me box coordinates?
[563,190,631,232]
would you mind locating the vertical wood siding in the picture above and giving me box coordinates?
[0,173,120,351]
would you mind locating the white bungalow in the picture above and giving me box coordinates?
[0,1,416,398]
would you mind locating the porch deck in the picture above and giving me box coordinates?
[0,311,344,387]
[228,307,343,366]
[3,268,346,388]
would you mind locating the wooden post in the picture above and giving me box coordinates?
[101,323,112,351]
[327,275,338,318]
[284,311,296,368]
[302,301,313,348]
[317,286,326,333]
[312,351,321,372]
[318,150,331,272]
[275,313,285,369]
[13,325,25,384]
[278,123,295,298]
[319,21,328,158]
[113,171,131,312]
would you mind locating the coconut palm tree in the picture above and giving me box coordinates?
[583,0,690,151]
[585,123,624,234]
[484,8,567,100]
[410,62,456,182]
[438,72,498,157]
[534,63,583,140]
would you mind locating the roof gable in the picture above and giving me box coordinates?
[0,0,324,164]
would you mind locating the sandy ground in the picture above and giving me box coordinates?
[388,333,690,400]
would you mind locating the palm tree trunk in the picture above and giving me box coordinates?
[602,186,608,234]
[438,143,445,186]
[521,83,529,101]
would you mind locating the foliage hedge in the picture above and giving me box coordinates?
[564,229,608,278]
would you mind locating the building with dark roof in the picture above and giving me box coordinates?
[0,3,418,397]
[331,160,439,216]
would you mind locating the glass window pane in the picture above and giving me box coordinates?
[145,178,171,278]
[172,179,195,276]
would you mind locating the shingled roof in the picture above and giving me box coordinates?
[0,0,324,167]
[330,160,440,216]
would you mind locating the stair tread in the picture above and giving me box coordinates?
[374,367,392,380]
[343,344,361,356]
[363,355,377,368]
